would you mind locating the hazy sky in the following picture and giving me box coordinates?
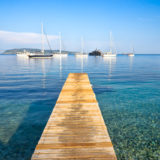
[0,0,160,53]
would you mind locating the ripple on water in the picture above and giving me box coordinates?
[0,55,160,159]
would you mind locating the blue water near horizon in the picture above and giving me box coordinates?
[0,54,160,160]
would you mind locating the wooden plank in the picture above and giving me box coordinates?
[31,73,117,160]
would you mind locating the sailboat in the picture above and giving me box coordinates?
[76,37,88,57]
[128,47,135,56]
[53,32,68,57]
[102,32,117,57]
[28,23,53,58]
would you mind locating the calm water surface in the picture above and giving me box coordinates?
[0,54,160,160]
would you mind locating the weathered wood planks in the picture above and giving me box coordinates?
[32,73,117,160]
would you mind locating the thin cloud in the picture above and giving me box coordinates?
[0,30,59,45]
[138,16,160,22]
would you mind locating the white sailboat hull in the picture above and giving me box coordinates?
[128,54,134,57]
[53,53,68,57]
[102,54,116,57]
[76,54,88,57]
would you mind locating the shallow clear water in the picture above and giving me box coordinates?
[0,54,160,160]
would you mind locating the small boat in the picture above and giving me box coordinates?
[102,52,116,57]
[102,32,117,57]
[128,53,134,57]
[29,23,53,58]
[53,53,67,57]
[128,47,135,57]
[76,54,88,57]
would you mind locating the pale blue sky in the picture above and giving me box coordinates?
[0,0,160,53]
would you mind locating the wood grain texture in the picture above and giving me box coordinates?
[32,73,117,160]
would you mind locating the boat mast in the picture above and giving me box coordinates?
[109,31,112,53]
[41,23,45,54]
[81,37,84,55]
[59,32,62,55]
[132,46,135,54]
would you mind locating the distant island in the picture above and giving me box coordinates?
[1,48,110,56]
[89,50,102,56]
[2,48,76,55]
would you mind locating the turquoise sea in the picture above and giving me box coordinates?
[0,54,160,160]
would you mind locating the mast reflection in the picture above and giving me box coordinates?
[103,57,116,80]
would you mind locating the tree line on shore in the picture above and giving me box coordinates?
[2,48,102,56]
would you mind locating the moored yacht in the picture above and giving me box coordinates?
[76,37,88,57]
[128,47,135,57]
[102,32,117,57]
[53,32,68,57]
[28,23,53,58]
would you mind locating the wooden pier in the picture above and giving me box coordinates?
[32,73,117,160]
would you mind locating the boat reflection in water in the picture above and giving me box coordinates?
[76,54,88,73]
[41,59,47,89]
[103,56,116,80]
[16,53,29,66]
[129,55,134,70]
[53,54,68,79]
